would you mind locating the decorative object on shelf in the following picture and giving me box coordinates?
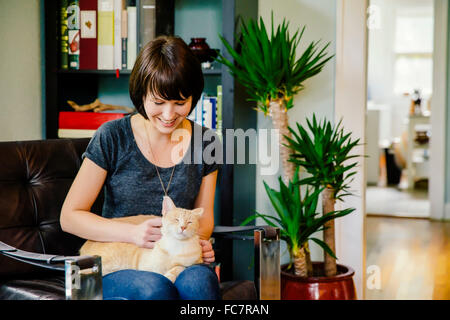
[414,131,430,145]
[188,38,219,68]
[409,89,423,115]
[217,12,332,275]
[67,98,135,113]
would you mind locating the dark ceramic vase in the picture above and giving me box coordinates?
[188,38,215,63]
[281,262,357,300]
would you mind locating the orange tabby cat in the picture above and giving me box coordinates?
[79,197,204,282]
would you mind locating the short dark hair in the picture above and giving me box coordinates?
[129,35,204,119]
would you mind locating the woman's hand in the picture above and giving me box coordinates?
[200,239,215,264]
[132,217,162,248]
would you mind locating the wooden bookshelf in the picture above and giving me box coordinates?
[43,0,258,282]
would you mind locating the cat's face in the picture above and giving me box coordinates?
[163,208,203,240]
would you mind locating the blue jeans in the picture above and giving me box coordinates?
[102,264,221,300]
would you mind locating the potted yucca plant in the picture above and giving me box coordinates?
[241,167,356,300]
[216,13,333,276]
[262,115,360,299]
[216,14,333,183]
[285,115,361,278]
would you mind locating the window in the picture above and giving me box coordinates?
[393,13,434,96]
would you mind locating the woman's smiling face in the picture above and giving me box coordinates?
[143,93,192,134]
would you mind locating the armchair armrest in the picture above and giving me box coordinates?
[0,241,102,300]
[212,225,281,300]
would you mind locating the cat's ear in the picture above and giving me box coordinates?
[162,196,176,216]
[191,208,204,218]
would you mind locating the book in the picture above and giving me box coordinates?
[59,111,125,130]
[210,97,217,129]
[113,0,122,70]
[127,6,137,69]
[121,10,128,69]
[79,0,97,70]
[98,0,114,70]
[67,0,80,70]
[196,94,205,126]
[188,93,220,131]
[60,0,69,69]
[203,98,212,129]
[216,85,223,139]
[58,129,96,138]
[140,0,156,47]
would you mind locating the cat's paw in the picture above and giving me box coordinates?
[165,273,177,283]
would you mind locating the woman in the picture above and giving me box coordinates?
[60,36,222,300]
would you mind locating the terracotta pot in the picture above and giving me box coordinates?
[281,262,357,300]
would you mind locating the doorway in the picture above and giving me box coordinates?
[364,0,450,300]
[366,0,434,219]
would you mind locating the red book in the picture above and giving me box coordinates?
[79,0,98,69]
[59,111,125,130]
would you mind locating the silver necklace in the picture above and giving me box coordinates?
[144,120,176,197]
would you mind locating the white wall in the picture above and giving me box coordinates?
[0,0,43,141]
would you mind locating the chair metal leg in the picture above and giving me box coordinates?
[65,256,103,300]
[254,227,280,300]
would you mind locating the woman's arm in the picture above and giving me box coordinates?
[194,170,218,240]
[60,157,137,243]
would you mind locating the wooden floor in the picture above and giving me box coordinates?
[365,216,450,300]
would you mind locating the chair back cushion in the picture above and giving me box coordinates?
[0,138,104,277]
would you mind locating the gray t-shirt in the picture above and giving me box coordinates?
[82,113,222,218]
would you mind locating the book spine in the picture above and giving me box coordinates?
[216,85,223,139]
[113,0,122,70]
[141,0,156,46]
[121,10,128,69]
[98,0,114,70]
[79,0,97,69]
[210,97,217,130]
[127,6,137,69]
[58,129,96,138]
[59,111,125,130]
[203,98,212,129]
[60,0,69,69]
[195,93,204,127]
[67,0,80,70]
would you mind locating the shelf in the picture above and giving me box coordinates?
[413,143,429,150]
[58,68,221,76]
[57,69,132,75]
[202,68,222,76]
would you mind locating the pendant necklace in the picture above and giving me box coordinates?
[144,120,176,200]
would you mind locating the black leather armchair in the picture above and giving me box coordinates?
[0,138,280,300]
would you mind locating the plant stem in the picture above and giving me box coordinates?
[304,241,313,276]
[271,100,310,276]
[322,187,337,277]
[270,100,312,276]
[293,245,308,277]
[270,100,296,182]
